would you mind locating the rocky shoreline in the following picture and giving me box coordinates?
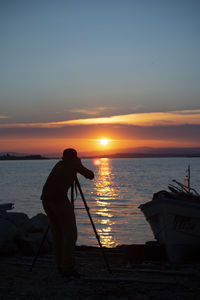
[0,207,52,256]
[1,208,200,299]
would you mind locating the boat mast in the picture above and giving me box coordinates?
[188,165,190,193]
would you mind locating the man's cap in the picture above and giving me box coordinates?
[62,148,77,160]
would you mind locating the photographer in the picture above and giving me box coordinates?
[41,148,94,277]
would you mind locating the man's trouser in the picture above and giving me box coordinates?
[42,197,77,274]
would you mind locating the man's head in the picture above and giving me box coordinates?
[62,148,78,160]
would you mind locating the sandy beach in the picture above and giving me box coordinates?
[1,247,200,300]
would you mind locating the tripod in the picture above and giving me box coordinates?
[75,177,111,273]
[30,178,111,273]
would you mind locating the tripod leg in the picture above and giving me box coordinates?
[75,178,112,273]
[30,225,50,272]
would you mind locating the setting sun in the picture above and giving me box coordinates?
[99,139,109,146]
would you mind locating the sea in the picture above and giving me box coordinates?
[1,157,200,247]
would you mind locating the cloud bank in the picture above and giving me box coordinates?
[0,109,200,153]
[0,109,200,129]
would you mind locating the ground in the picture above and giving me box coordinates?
[1,247,200,300]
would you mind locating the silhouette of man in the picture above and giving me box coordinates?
[41,148,94,277]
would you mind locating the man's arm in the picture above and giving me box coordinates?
[76,158,94,179]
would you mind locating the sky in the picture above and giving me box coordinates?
[0,0,200,156]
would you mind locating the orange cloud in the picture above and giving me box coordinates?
[0,114,8,119]
[64,110,200,126]
[1,109,200,129]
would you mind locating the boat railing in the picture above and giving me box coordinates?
[171,180,199,196]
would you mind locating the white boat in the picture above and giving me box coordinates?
[139,167,200,263]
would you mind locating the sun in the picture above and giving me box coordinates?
[99,139,109,146]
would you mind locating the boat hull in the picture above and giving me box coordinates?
[139,197,200,262]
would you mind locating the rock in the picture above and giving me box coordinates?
[0,219,18,254]
[6,212,33,234]
[29,213,49,233]
[16,232,52,256]
[0,211,52,255]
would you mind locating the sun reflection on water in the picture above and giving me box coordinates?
[93,158,118,247]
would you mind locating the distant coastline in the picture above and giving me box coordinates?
[83,152,200,159]
[0,154,48,160]
[1,150,200,160]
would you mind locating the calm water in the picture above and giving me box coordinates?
[1,157,200,247]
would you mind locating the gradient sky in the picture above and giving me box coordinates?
[1,0,200,155]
